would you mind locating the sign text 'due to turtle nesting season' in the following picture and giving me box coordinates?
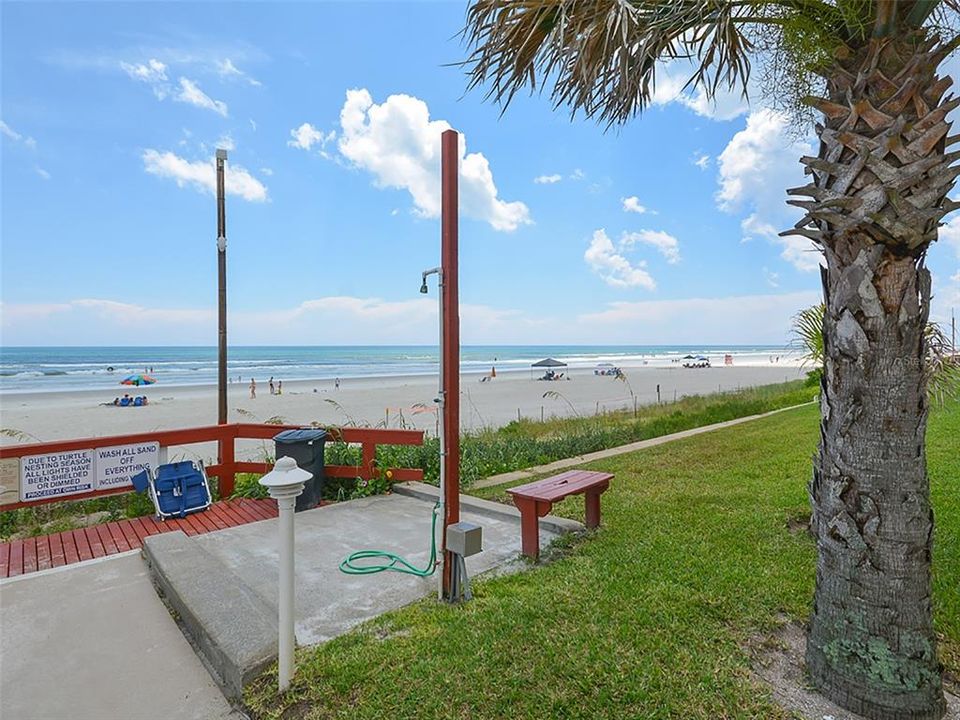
[20,450,94,501]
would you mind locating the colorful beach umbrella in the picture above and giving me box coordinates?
[120,374,156,386]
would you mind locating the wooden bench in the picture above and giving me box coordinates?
[507,470,613,560]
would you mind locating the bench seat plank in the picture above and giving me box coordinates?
[508,470,613,502]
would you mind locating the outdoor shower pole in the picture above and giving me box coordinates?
[216,149,228,427]
[440,129,460,601]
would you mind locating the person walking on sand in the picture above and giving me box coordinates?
[335,377,340,390]
[269,376,275,395]
[249,378,256,399]
[277,380,282,395]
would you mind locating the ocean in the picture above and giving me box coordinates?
[0,345,796,394]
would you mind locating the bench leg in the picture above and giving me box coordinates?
[513,498,543,560]
[585,490,602,529]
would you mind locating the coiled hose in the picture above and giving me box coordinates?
[338,501,439,577]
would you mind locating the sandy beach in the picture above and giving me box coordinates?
[1,362,805,464]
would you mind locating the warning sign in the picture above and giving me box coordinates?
[20,450,95,501]
[95,442,160,490]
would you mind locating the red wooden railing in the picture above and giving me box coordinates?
[0,423,424,511]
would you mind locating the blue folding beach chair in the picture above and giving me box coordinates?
[132,460,212,520]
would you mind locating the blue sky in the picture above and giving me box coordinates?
[2,1,958,346]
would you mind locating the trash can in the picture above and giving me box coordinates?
[273,429,327,512]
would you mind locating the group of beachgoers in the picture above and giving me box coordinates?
[249,376,285,399]
[109,393,148,407]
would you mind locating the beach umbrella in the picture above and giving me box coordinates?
[120,374,156,386]
[530,358,567,368]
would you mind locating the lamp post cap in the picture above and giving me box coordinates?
[259,456,311,499]
[216,149,228,160]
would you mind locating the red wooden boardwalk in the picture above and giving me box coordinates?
[0,498,278,580]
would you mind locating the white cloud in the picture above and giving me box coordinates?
[142,149,268,202]
[216,133,236,151]
[577,290,819,343]
[534,174,562,184]
[175,78,228,116]
[585,229,656,290]
[287,122,336,155]
[621,229,681,264]
[569,169,585,180]
[693,153,710,170]
[216,58,261,87]
[716,109,818,271]
[249,119,257,131]
[119,58,171,99]
[1,120,37,148]
[34,166,51,180]
[763,267,780,288]
[621,196,649,214]
[931,269,960,326]
[0,296,520,345]
[652,61,749,120]
[336,89,531,232]
[1,290,823,345]
[260,167,274,176]
[942,211,960,259]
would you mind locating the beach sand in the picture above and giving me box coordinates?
[1,362,805,464]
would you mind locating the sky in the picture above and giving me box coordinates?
[1,1,958,347]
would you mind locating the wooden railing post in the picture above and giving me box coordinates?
[218,426,236,498]
[362,441,376,480]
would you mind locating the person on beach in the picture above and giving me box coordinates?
[277,380,282,395]
[269,377,275,395]
[249,378,256,399]
[335,377,340,390]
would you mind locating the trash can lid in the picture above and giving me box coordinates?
[273,428,328,443]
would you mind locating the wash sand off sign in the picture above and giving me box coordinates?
[96,442,160,490]
[18,441,160,502]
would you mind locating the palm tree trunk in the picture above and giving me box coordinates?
[786,33,959,720]
[807,241,944,719]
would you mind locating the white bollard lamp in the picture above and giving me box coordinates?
[259,456,312,692]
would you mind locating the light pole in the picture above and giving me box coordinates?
[216,149,228,427]
[259,457,311,692]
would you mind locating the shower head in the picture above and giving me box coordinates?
[420,266,440,294]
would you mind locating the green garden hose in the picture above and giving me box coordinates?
[338,501,440,577]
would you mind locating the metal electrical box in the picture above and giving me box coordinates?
[446,522,482,557]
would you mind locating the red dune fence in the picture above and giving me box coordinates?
[0,423,424,511]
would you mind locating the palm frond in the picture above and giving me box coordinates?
[790,302,825,366]
[462,1,752,124]
[461,0,846,124]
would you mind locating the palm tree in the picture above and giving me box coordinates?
[462,3,959,719]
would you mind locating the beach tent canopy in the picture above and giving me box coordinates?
[531,358,567,368]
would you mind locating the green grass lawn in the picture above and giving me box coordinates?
[245,399,959,720]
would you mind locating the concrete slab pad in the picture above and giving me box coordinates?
[192,486,574,646]
[0,553,240,720]
[142,486,580,697]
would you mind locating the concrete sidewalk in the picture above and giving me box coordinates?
[0,553,242,720]
[472,402,816,489]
